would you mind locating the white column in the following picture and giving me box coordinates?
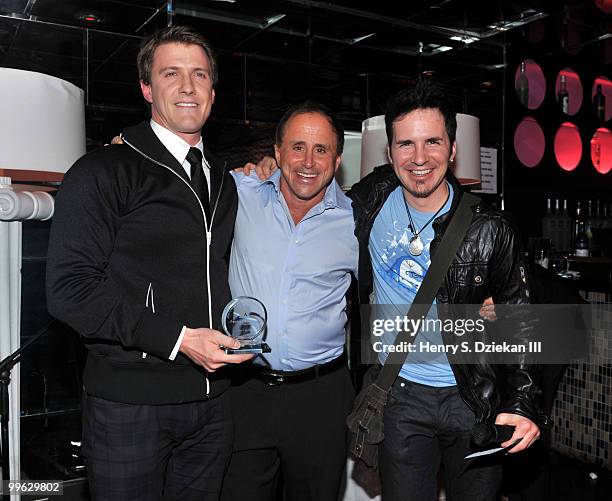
[0,221,22,492]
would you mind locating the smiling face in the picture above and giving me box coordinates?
[274,112,341,218]
[140,42,215,146]
[388,107,456,211]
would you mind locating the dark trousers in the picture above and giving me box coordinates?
[380,379,502,501]
[81,391,233,501]
[221,365,355,501]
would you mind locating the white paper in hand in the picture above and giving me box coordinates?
[464,438,522,459]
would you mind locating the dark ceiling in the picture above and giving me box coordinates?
[1,0,610,151]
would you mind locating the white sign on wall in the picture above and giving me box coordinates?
[474,147,498,194]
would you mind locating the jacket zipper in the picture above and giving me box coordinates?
[142,281,157,359]
[122,137,226,396]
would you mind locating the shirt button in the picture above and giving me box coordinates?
[282,299,287,304]
[281,358,288,364]
[295,239,299,244]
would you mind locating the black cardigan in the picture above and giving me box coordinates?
[46,121,237,404]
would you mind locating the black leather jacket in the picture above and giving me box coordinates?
[348,164,545,426]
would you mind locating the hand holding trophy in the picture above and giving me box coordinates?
[221,296,271,354]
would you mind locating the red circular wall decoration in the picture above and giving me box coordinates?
[554,122,582,172]
[591,127,612,174]
[514,117,545,168]
[596,0,612,14]
[514,59,546,110]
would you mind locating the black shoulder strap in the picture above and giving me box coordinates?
[376,192,480,390]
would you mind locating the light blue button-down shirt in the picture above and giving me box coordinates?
[229,170,359,371]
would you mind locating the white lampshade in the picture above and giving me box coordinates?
[337,131,362,190]
[0,68,86,181]
[360,115,388,179]
[454,113,481,185]
[359,113,481,186]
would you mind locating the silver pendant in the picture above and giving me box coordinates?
[408,234,424,256]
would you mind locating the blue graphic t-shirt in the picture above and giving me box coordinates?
[369,182,456,386]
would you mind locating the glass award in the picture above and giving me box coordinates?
[221,296,270,354]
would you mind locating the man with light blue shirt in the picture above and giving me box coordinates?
[221,102,358,501]
[370,181,456,387]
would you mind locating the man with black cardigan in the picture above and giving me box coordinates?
[46,26,252,501]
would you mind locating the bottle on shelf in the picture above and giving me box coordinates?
[558,74,569,114]
[594,84,606,121]
[559,199,572,253]
[601,204,609,229]
[585,199,594,247]
[574,201,590,257]
[542,197,555,245]
[605,204,612,229]
[591,199,602,256]
[516,61,529,108]
[594,199,602,230]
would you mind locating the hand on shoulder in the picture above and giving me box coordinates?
[233,156,277,180]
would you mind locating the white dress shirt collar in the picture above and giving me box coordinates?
[150,120,207,178]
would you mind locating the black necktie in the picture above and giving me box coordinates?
[186,147,211,221]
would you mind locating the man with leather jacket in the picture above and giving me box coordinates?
[347,80,544,501]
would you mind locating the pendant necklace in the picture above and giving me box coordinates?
[403,190,450,256]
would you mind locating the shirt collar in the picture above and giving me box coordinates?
[259,169,351,211]
[150,119,205,168]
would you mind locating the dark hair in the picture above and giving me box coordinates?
[275,101,345,155]
[137,26,218,87]
[384,80,456,146]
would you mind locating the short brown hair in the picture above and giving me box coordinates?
[137,26,218,87]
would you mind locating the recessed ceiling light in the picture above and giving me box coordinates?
[424,44,453,55]
[79,13,101,23]
[450,35,479,44]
